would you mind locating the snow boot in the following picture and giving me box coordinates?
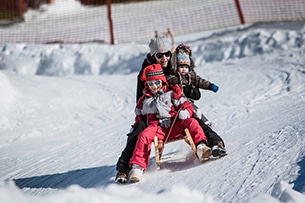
[196,143,211,162]
[128,164,144,183]
[211,142,227,157]
[115,171,128,183]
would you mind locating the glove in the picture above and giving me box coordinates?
[183,86,201,100]
[126,127,134,137]
[160,118,171,128]
[211,84,219,93]
[128,127,134,134]
[179,109,190,120]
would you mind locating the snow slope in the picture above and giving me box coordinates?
[1,1,305,203]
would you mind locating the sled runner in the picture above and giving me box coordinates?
[153,128,227,169]
[154,128,197,170]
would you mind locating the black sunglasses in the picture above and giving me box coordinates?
[155,51,171,59]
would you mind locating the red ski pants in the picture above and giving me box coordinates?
[129,117,207,170]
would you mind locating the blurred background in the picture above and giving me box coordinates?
[1,0,305,44]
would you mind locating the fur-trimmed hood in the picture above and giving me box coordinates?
[170,44,196,86]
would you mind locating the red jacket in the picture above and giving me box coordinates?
[133,84,194,128]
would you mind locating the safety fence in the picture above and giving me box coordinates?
[0,0,305,44]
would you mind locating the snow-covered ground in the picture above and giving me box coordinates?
[1,1,305,203]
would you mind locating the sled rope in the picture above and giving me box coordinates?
[155,107,181,166]
[164,107,181,144]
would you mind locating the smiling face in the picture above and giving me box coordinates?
[147,79,163,94]
[154,50,171,68]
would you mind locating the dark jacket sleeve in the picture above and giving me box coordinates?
[190,72,213,90]
[167,73,201,100]
[136,70,145,102]
[136,55,154,101]
[166,74,179,85]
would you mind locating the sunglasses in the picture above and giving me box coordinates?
[147,80,162,86]
[155,51,171,59]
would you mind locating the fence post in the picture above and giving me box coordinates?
[234,0,245,24]
[107,0,114,44]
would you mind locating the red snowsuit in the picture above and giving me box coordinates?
[129,84,207,170]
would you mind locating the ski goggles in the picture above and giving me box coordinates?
[155,51,171,59]
[147,80,162,86]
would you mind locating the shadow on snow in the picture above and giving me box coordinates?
[13,165,115,189]
[12,152,208,190]
[293,155,305,193]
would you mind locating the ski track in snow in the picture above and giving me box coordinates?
[1,75,136,192]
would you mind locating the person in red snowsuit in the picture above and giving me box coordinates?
[128,63,210,182]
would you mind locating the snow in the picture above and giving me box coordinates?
[1,1,305,203]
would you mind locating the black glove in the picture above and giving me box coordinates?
[160,118,171,128]
[183,85,201,100]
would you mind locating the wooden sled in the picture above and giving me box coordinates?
[154,128,197,170]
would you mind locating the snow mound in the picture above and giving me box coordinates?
[271,181,305,203]
[0,181,218,203]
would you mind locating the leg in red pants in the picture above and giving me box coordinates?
[130,118,208,170]
[170,118,208,144]
[129,125,167,170]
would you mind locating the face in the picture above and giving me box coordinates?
[154,50,171,68]
[177,65,189,75]
[147,80,163,94]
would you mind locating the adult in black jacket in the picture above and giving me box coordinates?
[115,36,225,183]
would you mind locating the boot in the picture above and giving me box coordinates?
[128,164,144,183]
[196,143,211,162]
[211,141,227,157]
[115,171,128,183]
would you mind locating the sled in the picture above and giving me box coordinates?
[154,128,197,170]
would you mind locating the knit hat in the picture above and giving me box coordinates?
[149,36,171,56]
[176,49,191,67]
[141,64,168,85]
